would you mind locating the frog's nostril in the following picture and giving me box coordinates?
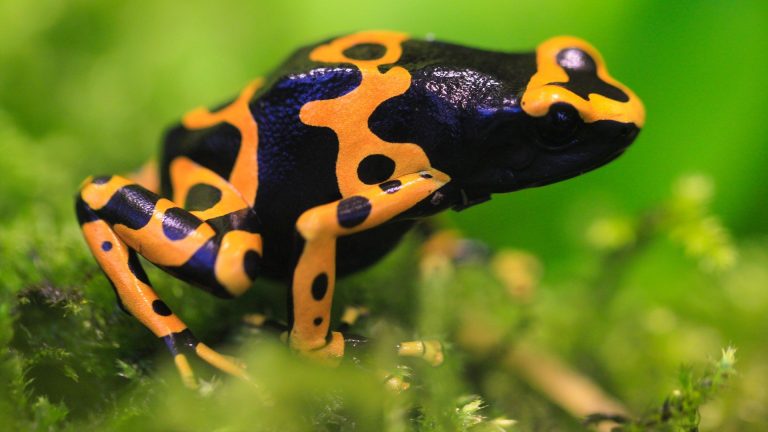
[618,124,639,142]
[619,126,629,138]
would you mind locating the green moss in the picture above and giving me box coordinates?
[0,172,756,430]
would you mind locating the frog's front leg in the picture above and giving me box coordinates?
[289,169,450,363]
[76,175,261,387]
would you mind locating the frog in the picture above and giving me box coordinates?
[75,30,644,388]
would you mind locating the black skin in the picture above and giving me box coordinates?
[160,38,640,280]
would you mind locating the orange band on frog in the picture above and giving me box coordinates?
[300,31,433,197]
[183,79,263,205]
[522,36,645,127]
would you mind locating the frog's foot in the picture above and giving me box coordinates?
[337,306,444,368]
[242,313,268,327]
[292,331,346,366]
[422,230,491,265]
[336,305,370,333]
[290,331,432,392]
[240,312,366,367]
[380,365,413,392]
[242,313,289,333]
[196,343,248,379]
[397,340,444,366]
[164,330,248,389]
[164,331,249,389]
[341,333,444,367]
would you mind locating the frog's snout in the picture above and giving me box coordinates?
[620,122,640,144]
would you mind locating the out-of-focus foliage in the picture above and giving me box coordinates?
[0,0,766,431]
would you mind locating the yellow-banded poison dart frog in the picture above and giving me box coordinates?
[75,31,644,387]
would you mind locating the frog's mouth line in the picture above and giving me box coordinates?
[525,146,628,189]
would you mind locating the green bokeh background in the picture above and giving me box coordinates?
[1,0,767,430]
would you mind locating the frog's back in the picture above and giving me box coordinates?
[158,34,524,276]
[246,36,515,275]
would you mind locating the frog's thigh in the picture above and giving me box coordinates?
[290,169,450,360]
[76,175,262,336]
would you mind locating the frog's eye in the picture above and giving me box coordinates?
[536,103,582,149]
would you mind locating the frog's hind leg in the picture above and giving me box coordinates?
[76,175,260,387]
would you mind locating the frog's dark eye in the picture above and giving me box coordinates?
[537,103,582,148]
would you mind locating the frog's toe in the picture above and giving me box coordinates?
[336,305,370,333]
[397,340,444,367]
[380,365,412,393]
[196,343,250,380]
[242,313,268,327]
[242,313,289,334]
[173,353,199,389]
[341,335,445,367]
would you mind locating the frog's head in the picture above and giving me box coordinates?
[468,36,644,194]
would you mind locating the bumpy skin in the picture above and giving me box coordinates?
[76,31,644,383]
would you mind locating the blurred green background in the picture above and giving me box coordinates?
[1,0,767,431]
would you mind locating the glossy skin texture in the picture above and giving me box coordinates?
[75,31,643,385]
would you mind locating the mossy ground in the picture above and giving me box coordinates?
[1,1,767,431]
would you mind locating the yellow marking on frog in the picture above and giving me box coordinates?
[115,198,216,267]
[289,235,336,351]
[296,170,450,240]
[182,79,264,205]
[213,230,262,296]
[80,176,134,210]
[169,157,249,220]
[522,36,645,127]
[299,31,433,197]
[80,176,216,267]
